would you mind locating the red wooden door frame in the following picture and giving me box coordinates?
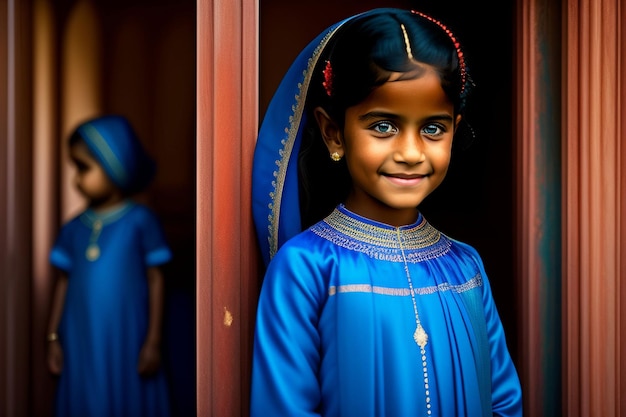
[196,1,259,415]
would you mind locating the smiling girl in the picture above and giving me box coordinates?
[251,8,522,417]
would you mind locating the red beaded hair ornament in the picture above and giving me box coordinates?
[322,60,333,97]
[411,10,468,93]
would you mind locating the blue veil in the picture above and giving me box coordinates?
[252,15,360,267]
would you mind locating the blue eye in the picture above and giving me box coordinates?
[373,122,397,135]
[422,124,444,137]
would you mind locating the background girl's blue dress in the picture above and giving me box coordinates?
[50,201,172,417]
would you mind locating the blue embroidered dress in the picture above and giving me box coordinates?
[50,201,172,417]
[251,205,522,416]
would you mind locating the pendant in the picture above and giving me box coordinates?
[413,324,428,349]
[86,244,100,261]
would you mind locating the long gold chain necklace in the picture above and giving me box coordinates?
[396,228,432,415]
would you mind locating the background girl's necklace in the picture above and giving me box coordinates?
[86,219,103,261]
[82,201,133,262]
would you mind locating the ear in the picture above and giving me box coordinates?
[313,107,343,156]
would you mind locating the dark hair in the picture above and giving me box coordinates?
[298,8,473,228]
[68,130,84,147]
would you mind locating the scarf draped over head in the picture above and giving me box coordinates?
[251,15,360,268]
[75,115,156,195]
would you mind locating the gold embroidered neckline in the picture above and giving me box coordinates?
[311,205,451,262]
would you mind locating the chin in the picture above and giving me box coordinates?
[387,196,428,210]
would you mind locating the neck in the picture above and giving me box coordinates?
[342,201,419,228]
[89,194,126,213]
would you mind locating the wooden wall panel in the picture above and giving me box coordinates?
[517,0,625,415]
[562,0,623,415]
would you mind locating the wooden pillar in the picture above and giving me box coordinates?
[562,0,624,415]
[0,0,33,415]
[196,0,259,415]
[515,0,563,414]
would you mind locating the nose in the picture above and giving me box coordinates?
[393,131,426,165]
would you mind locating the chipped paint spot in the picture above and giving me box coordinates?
[223,307,233,327]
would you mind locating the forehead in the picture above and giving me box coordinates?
[69,140,97,162]
[354,70,453,115]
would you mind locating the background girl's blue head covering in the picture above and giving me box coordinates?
[74,115,156,194]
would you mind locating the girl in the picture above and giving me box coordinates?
[251,8,522,416]
[47,115,171,417]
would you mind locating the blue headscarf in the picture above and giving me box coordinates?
[252,15,362,267]
[74,115,156,194]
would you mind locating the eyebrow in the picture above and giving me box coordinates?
[70,152,95,166]
[358,111,454,123]
[71,156,88,165]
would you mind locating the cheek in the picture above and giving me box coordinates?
[430,143,453,169]
[84,173,106,191]
[346,143,382,174]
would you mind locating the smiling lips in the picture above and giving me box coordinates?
[383,173,427,187]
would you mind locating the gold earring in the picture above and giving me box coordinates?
[330,152,342,162]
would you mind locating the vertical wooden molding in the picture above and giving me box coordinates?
[621,3,626,415]
[239,1,261,414]
[0,0,9,411]
[196,0,259,415]
[516,0,563,415]
[562,2,581,414]
[0,0,32,415]
[516,1,538,411]
[562,0,622,415]
[32,1,59,415]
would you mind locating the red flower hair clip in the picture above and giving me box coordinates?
[322,60,333,97]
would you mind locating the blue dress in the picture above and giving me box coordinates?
[251,205,522,416]
[50,201,172,417]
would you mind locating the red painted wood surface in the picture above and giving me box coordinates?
[196,1,259,415]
